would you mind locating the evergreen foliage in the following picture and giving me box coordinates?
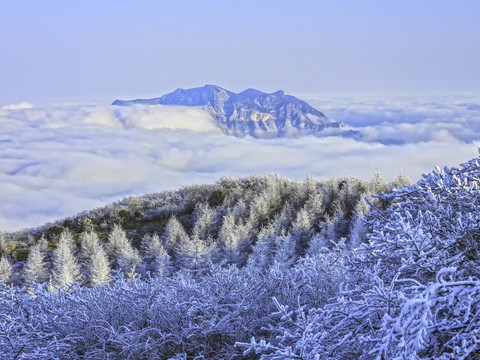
[23,243,48,286]
[140,233,171,278]
[106,224,140,280]
[51,230,81,288]
[80,231,111,286]
[0,232,12,256]
[0,256,12,283]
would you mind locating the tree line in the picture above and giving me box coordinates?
[0,171,410,289]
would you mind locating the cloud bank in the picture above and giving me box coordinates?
[1,102,35,110]
[1,97,479,231]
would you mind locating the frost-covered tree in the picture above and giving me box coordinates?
[369,168,388,193]
[248,176,283,229]
[0,255,12,283]
[218,213,251,266]
[79,231,101,261]
[140,233,171,277]
[273,234,297,269]
[51,230,81,288]
[87,246,111,286]
[106,224,139,280]
[300,172,317,201]
[290,208,313,256]
[319,208,347,243]
[390,169,411,190]
[162,216,187,254]
[23,243,48,285]
[80,231,111,286]
[232,198,249,220]
[192,203,217,242]
[348,215,366,249]
[246,224,278,272]
[0,232,12,256]
[175,233,212,275]
[302,190,325,232]
[367,168,390,209]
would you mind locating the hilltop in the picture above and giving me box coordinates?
[113,85,343,137]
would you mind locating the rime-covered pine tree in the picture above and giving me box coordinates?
[80,231,111,286]
[140,233,171,277]
[218,213,250,266]
[246,223,277,272]
[192,203,217,242]
[175,233,212,275]
[273,234,297,269]
[51,230,81,288]
[79,231,101,261]
[106,224,139,280]
[162,216,188,265]
[0,255,12,283]
[23,243,48,285]
[290,208,313,256]
[88,246,111,286]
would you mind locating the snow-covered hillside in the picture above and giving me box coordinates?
[1,155,480,358]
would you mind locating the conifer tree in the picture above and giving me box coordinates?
[23,243,48,285]
[88,246,111,286]
[0,255,12,283]
[163,217,187,248]
[302,191,325,231]
[307,232,328,256]
[303,172,317,199]
[291,208,314,256]
[246,224,277,272]
[162,216,188,264]
[80,231,111,286]
[141,233,171,277]
[37,234,49,252]
[106,224,139,280]
[249,188,282,229]
[0,232,12,256]
[51,230,81,288]
[232,198,249,220]
[175,233,212,275]
[273,234,298,269]
[218,213,250,266]
[79,231,101,261]
[192,203,217,242]
[368,168,390,208]
[390,170,412,189]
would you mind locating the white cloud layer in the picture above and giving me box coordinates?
[1,97,480,231]
[1,102,35,110]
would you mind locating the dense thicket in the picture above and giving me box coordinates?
[8,156,479,359]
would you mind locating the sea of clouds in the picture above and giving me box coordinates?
[1,96,479,231]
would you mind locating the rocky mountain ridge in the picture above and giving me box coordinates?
[113,85,343,137]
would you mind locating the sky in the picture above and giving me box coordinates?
[1,1,480,231]
[1,0,480,105]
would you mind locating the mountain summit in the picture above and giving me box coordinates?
[113,85,342,137]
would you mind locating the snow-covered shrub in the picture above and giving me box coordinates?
[239,154,480,359]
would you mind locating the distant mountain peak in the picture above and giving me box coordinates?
[113,85,343,137]
[238,88,267,97]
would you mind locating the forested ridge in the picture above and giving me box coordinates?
[1,155,479,359]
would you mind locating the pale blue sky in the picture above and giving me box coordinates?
[1,0,479,105]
